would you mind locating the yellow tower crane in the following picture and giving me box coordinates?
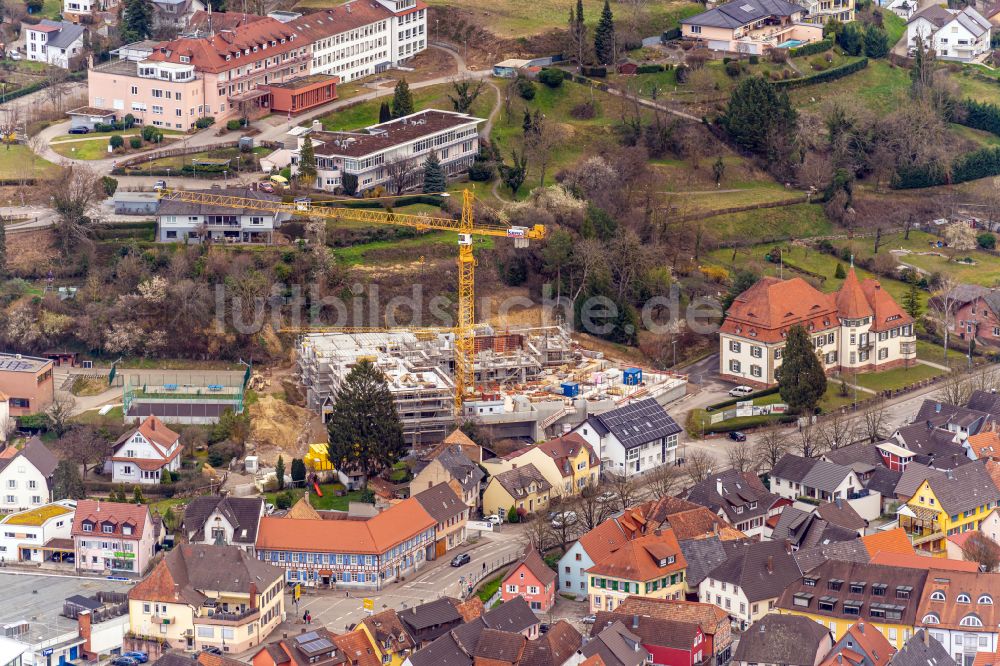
[157,188,546,408]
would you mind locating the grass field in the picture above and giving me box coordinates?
[137,145,273,173]
[0,144,59,179]
[696,203,834,242]
[53,128,185,141]
[788,60,911,116]
[318,83,497,131]
[949,123,1000,148]
[51,134,183,160]
[420,0,702,38]
[333,230,494,265]
[691,382,856,433]
[264,486,364,511]
[916,339,967,365]
[854,362,947,391]
[883,12,906,48]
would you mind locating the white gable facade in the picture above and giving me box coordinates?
[111,428,181,485]
[0,457,51,513]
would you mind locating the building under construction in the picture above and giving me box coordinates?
[296,325,687,445]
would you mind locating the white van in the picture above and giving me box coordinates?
[728,385,754,397]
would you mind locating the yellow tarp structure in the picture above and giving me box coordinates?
[304,442,334,471]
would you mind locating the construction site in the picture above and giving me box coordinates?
[296,325,688,445]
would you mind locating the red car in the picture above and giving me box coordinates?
[258,182,275,193]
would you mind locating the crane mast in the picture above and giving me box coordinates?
[158,187,545,409]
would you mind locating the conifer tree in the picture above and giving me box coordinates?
[777,324,827,414]
[391,79,414,118]
[594,0,615,65]
[422,151,446,193]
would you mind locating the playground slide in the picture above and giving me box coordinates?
[313,481,323,497]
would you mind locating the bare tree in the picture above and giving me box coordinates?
[684,450,714,485]
[385,155,417,195]
[524,114,568,188]
[644,464,683,498]
[754,430,788,474]
[930,277,959,364]
[794,423,823,458]
[962,532,1000,571]
[606,471,639,513]
[47,393,77,437]
[44,68,70,113]
[0,106,19,151]
[726,440,756,473]
[51,165,104,257]
[816,410,860,451]
[575,485,611,530]
[521,515,555,554]
[938,372,974,407]
[861,399,889,443]
[548,499,577,547]
[57,425,109,478]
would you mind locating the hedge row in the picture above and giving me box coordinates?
[789,38,833,58]
[706,385,780,411]
[956,98,1000,137]
[636,63,671,74]
[704,414,797,434]
[893,146,1000,189]
[661,27,681,42]
[580,65,607,78]
[313,194,445,209]
[770,57,868,90]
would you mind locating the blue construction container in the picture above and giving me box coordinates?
[623,367,643,385]
[561,381,580,397]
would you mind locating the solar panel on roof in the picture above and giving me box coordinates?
[741,4,755,10]
[299,631,321,642]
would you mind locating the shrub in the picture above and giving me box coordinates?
[789,38,833,58]
[725,60,742,77]
[771,58,868,89]
[207,440,241,467]
[129,136,142,149]
[675,64,690,83]
[195,116,215,129]
[570,101,599,119]
[468,158,495,181]
[226,119,243,131]
[101,176,118,196]
[515,76,536,100]
[810,55,831,71]
[769,48,789,64]
[581,65,607,77]
[275,490,295,510]
[109,134,124,150]
[957,99,1000,138]
[538,68,565,87]
[661,27,681,42]
[636,63,664,74]
[980,232,997,250]
[123,114,136,129]
[748,55,759,64]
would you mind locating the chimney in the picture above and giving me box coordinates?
[653,528,661,537]
[837,655,842,664]
[922,630,929,646]
[249,582,258,609]
[766,556,773,573]
[78,610,93,660]
[632,615,639,630]
[858,622,864,634]
[716,478,723,496]
[151,418,156,431]
[926,420,933,431]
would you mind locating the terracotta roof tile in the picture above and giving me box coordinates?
[146,17,300,73]
[587,529,685,582]
[968,431,1000,460]
[869,551,979,572]
[836,269,875,319]
[506,547,556,587]
[819,621,895,666]
[578,518,629,566]
[720,276,837,343]
[861,277,913,332]
[917,570,1000,630]
[334,631,381,666]
[72,499,150,540]
[860,528,915,558]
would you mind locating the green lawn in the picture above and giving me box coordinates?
[0,144,59,179]
[788,60,911,116]
[883,12,906,48]
[150,497,189,517]
[691,381,857,434]
[72,406,124,426]
[916,339,967,366]
[333,230,494,265]
[319,83,497,131]
[853,362,947,391]
[954,70,1000,105]
[136,145,273,173]
[949,123,1000,148]
[53,128,185,141]
[477,574,504,602]
[265,485,365,511]
[697,203,833,242]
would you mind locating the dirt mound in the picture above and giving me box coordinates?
[246,395,318,466]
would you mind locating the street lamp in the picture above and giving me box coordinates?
[671,339,677,368]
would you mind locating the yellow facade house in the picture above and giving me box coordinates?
[357,608,417,666]
[128,544,284,654]
[483,463,552,519]
[586,528,687,614]
[483,433,598,498]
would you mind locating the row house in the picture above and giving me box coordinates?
[589,612,705,666]
[733,615,833,666]
[72,499,158,575]
[607,597,733,666]
[128,544,284,654]
[917,571,1000,665]
[254,496,436,589]
[292,109,483,193]
[683,469,783,539]
[699,540,801,630]
[482,433,598,499]
[719,270,916,388]
[411,482,468,557]
[410,433,485,512]
[0,437,57,513]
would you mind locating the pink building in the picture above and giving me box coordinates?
[502,548,557,612]
[87,14,309,129]
[72,499,158,576]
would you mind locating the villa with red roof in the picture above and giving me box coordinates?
[72,499,157,575]
[719,269,916,387]
[110,415,182,485]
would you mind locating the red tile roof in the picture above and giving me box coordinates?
[836,269,874,320]
[818,621,895,666]
[861,278,913,332]
[71,499,151,540]
[256,497,436,554]
[720,277,838,343]
[334,631,381,666]
[587,529,686,582]
[974,651,1000,666]
[869,551,979,572]
[947,530,977,549]
[145,18,300,73]
[505,548,556,588]
[578,517,629,564]
[860,528,915,558]
[968,431,1000,460]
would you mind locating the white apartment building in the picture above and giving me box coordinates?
[290,0,426,83]
[571,397,682,478]
[293,109,483,193]
[0,501,75,563]
[799,0,855,24]
[719,269,916,387]
[156,187,290,243]
[906,5,991,62]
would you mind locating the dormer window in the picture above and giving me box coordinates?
[180,56,190,63]
[82,522,93,532]
[102,524,114,534]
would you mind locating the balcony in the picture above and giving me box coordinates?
[152,615,175,625]
[200,607,260,625]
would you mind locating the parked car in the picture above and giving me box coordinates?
[152,180,167,192]
[124,652,148,663]
[728,431,747,442]
[258,181,276,193]
[68,126,90,135]
[451,553,471,567]
[539,624,550,635]
[112,657,138,666]
[551,511,577,528]
[728,385,754,397]
[201,648,224,656]
[486,514,502,525]
[582,615,597,625]
[265,502,276,515]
